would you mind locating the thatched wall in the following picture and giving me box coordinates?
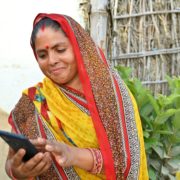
[109,0,180,95]
[78,0,180,95]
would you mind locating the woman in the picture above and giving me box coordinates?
[5,13,148,179]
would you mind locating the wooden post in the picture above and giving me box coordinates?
[78,0,91,31]
[90,0,109,57]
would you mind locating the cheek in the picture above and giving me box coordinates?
[37,61,47,72]
[70,62,78,75]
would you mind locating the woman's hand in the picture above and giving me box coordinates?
[45,140,75,167]
[45,140,94,171]
[6,138,52,179]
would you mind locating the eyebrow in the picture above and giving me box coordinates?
[36,42,67,53]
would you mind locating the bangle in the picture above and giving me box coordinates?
[9,167,17,180]
[87,148,103,174]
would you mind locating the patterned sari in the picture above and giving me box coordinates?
[9,13,149,179]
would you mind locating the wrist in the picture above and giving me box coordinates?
[86,148,103,174]
[71,147,94,171]
[9,167,17,180]
[8,167,34,180]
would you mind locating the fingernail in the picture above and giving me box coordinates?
[38,153,44,158]
[46,145,53,151]
[38,138,44,143]
[58,159,64,164]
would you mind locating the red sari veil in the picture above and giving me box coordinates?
[31,13,141,180]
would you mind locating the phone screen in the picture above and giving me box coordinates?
[0,130,38,161]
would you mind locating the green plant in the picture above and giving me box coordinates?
[116,66,180,180]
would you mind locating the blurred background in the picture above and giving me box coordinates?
[0,0,80,178]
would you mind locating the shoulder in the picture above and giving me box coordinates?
[12,94,36,122]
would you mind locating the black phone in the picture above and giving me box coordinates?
[0,130,38,162]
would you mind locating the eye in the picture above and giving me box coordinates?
[37,53,47,59]
[56,48,66,53]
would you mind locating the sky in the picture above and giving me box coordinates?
[0,0,81,113]
[0,0,80,66]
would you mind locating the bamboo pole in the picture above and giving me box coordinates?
[90,0,109,57]
[112,0,119,66]
[78,0,91,31]
[138,0,146,82]
[170,0,179,76]
[113,9,180,19]
[126,0,134,69]
[111,47,180,59]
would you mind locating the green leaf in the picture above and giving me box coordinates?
[147,94,160,114]
[167,174,176,180]
[145,138,158,150]
[161,165,169,175]
[166,75,180,94]
[167,158,180,171]
[170,146,180,157]
[154,109,180,125]
[168,134,180,144]
[150,159,161,171]
[172,112,180,129]
[115,65,132,80]
[143,131,150,138]
[158,94,180,109]
[152,146,164,159]
[174,96,180,108]
[149,167,157,180]
[155,130,173,135]
[140,103,153,117]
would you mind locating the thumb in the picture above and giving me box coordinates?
[45,141,64,154]
[55,155,66,166]
[45,144,54,152]
[45,143,62,154]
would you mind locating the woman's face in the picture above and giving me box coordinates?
[35,27,80,87]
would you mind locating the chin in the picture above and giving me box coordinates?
[52,79,66,86]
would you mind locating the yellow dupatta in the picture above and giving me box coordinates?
[23,77,105,179]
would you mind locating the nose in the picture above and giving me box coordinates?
[48,51,58,65]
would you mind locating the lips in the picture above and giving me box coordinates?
[50,67,66,75]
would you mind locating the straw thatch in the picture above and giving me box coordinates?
[78,0,180,95]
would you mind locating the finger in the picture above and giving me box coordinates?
[8,147,16,158]
[30,152,52,176]
[9,147,15,154]
[24,152,44,171]
[12,149,26,167]
[42,152,52,164]
[38,159,52,175]
[55,155,66,166]
[30,138,47,151]
[45,141,62,154]
[30,138,46,146]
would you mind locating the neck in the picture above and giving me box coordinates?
[62,77,83,93]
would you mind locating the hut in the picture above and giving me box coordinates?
[78,0,180,95]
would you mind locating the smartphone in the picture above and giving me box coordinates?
[0,130,38,162]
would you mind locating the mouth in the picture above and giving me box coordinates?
[50,67,66,75]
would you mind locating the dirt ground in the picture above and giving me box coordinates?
[0,108,10,179]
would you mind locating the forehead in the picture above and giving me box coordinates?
[35,27,69,49]
[35,27,67,42]
[37,26,64,37]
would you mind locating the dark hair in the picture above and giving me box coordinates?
[31,17,62,50]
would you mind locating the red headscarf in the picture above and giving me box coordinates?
[31,13,141,180]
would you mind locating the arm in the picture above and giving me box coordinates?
[44,140,104,174]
